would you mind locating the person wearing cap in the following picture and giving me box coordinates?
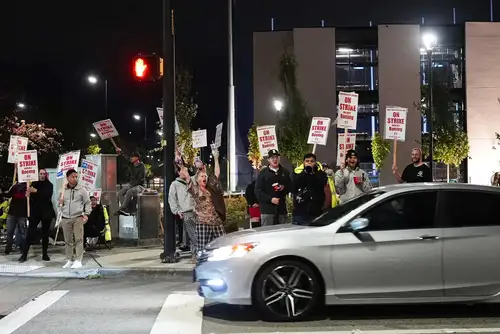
[255,149,292,226]
[335,149,372,203]
[392,148,432,183]
[115,148,146,215]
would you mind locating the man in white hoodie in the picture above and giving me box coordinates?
[335,149,372,203]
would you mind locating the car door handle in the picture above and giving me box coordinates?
[417,235,440,240]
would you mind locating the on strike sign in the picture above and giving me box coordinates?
[307,117,331,146]
[80,159,99,190]
[8,135,28,164]
[56,151,81,179]
[256,125,278,157]
[92,119,119,140]
[336,133,356,166]
[338,91,359,130]
[88,189,102,204]
[16,150,39,183]
[384,107,408,141]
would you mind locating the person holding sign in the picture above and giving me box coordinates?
[335,149,372,203]
[3,182,30,262]
[115,149,146,216]
[392,148,432,183]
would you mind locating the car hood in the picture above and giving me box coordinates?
[206,224,311,248]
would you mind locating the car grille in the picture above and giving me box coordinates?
[196,248,213,266]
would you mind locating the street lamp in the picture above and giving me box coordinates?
[273,99,283,112]
[133,114,141,120]
[422,33,437,180]
[86,75,108,118]
[90,133,96,138]
[16,102,26,109]
[133,114,147,140]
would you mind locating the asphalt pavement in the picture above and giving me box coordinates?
[2,277,500,333]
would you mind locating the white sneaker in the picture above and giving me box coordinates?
[63,261,73,269]
[71,261,82,269]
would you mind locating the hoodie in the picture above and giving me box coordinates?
[60,183,91,219]
[334,167,372,203]
[168,178,195,215]
[292,162,329,217]
[5,183,29,217]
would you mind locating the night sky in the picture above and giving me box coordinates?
[1,0,497,162]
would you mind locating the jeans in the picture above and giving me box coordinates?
[118,185,144,212]
[5,215,27,253]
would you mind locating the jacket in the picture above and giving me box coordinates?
[121,152,146,187]
[292,162,329,217]
[31,180,56,220]
[168,178,195,215]
[6,183,29,217]
[244,181,258,206]
[60,183,91,219]
[255,165,291,215]
[334,167,372,203]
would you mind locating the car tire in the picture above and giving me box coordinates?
[253,259,323,321]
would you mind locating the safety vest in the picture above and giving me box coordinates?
[102,206,112,242]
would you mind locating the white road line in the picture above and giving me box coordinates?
[0,290,69,334]
[149,292,204,334]
[229,329,500,334]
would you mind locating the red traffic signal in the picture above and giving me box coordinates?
[132,54,163,81]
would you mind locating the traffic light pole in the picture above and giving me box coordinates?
[161,0,177,263]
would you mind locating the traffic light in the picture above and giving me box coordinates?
[132,54,163,81]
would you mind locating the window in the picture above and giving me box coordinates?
[336,48,378,91]
[442,191,500,227]
[360,191,437,231]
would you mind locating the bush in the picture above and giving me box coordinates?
[224,195,247,232]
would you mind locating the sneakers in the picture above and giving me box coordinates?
[62,260,73,269]
[71,261,82,269]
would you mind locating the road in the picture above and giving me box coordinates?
[2,277,500,333]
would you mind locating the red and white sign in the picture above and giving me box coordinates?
[88,188,102,204]
[8,136,28,164]
[384,106,408,141]
[338,91,359,130]
[336,133,357,166]
[256,125,278,157]
[56,151,81,179]
[80,159,99,191]
[16,150,39,183]
[92,119,119,140]
[307,117,331,146]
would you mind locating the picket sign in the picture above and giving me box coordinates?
[80,159,99,191]
[256,125,278,157]
[192,129,207,148]
[384,106,408,166]
[337,92,359,161]
[16,150,39,220]
[8,136,29,184]
[92,119,119,149]
[214,123,223,148]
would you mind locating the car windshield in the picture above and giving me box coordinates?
[303,190,385,227]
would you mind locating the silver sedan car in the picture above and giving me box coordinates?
[194,183,500,320]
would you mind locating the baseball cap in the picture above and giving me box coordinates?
[267,149,280,157]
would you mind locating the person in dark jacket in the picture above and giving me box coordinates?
[23,168,55,261]
[245,176,261,227]
[3,182,30,262]
[84,196,106,249]
[254,149,292,226]
[115,148,146,215]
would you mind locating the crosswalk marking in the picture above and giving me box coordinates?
[229,329,500,334]
[149,293,204,334]
[0,290,68,334]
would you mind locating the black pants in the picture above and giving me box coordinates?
[23,216,51,256]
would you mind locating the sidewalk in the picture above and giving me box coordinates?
[0,244,194,279]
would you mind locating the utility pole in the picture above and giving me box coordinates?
[161,0,177,263]
[227,0,237,192]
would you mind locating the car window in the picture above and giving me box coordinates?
[442,190,500,227]
[359,191,437,231]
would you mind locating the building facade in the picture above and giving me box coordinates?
[253,22,497,186]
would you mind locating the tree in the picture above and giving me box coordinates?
[247,123,262,169]
[87,144,101,155]
[371,132,391,171]
[433,127,469,182]
[277,52,312,166]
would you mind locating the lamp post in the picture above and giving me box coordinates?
[422,33,437,180]
[87,75,108,118]
[133,114,147,140]
[273,99,283,113]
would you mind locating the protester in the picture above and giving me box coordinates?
[59,169,91,269]
[255,149,292,226]
[23,168,55,261]
[3,182,29,262]
[292,153,330,224]
[392,148,432,183]
[115,148,146,216]
[335,149,372,203]
[244,174,260,228]
[84,196,111,250]
[322,163,338,208]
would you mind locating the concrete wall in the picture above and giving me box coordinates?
[465,22,500,185]
[377,25,422,185]
[293,28,337,165]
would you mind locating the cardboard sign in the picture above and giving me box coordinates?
[307,117,331,146]
[214,122,223,148]
[337,91,359,130]
[92,119,119,140]
[80,159,99,190]
[384,106,408,141]
[16,150,39,183]
[156,107,180,134]
[56,151,81,179]
[88,188,102,204]
[256,125,278,157]
[192,129,207,148]
[8,136,28,164]
[336,133,357,166]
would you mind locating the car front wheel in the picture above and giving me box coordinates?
[253,259,322,321]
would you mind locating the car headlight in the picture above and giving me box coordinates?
[208,242,258,262]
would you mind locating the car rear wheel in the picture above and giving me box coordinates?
[253,259,322,321]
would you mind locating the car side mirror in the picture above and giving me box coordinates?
[349,218,369,231]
